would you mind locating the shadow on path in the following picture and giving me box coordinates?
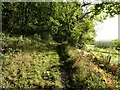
[56,44,82,90]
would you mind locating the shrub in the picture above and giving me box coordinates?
[112,39,120,50]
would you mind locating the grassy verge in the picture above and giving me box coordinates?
[62,45,120,89]
[1,33,63,88]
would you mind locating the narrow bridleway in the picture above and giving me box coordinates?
[56,44,72,89]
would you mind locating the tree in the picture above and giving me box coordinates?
[50,2,95,48]
[2,2,52,35]
[2,1,120,48]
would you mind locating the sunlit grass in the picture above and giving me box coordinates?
[1,34,63,88]
[2,50,63,88]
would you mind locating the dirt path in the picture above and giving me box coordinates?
[56,44,71,89]
[58,60,70,89]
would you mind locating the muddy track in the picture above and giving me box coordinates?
[56,44,72,89]
[58,59,69,89]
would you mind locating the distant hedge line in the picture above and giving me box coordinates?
[93,39,120,50]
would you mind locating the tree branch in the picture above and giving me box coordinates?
[82,2,92,7]
[79,11,92,20]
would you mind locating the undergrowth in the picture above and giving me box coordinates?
[1,33,62,88]
[1,33,120,89]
